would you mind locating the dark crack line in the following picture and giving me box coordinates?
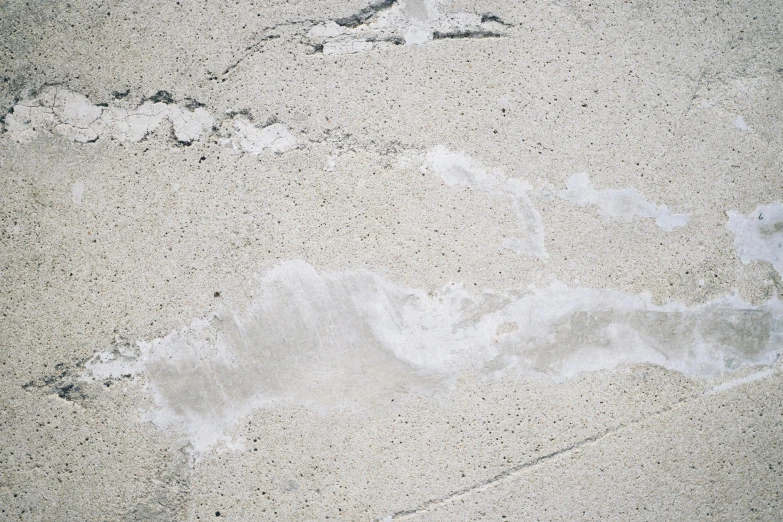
[432,30,503,40]
[22,361,89,403]
[221,34,281,77]
[213,19,321,79]
[210,17,330,77]
[480,13,512,26]
[335,0,397,28]
[216,0,399,68]
[388,393,700,520]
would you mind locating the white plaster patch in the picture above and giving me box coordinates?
[733,115,752,132]
[426,145,547,259]
[71,181,85,206]
[4,87,215,145]
[307,0,506,55]
[85,260,783,453]
[558,172,689,231]
[220,118,297,154]
[726,203,783,276]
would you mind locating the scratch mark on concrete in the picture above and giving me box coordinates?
[221,34,281,78]
[389,368,779,519]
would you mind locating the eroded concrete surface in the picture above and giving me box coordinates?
[1,0,782,520]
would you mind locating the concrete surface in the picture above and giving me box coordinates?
[1,0,782,520]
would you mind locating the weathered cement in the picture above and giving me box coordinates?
[1,0,782,520]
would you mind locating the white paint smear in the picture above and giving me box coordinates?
[86,260,783,452]
[726,203,783,276]
[220,118,297,154]
[558,172,689,231]
[733,115,751,132]
[426,145,547,260]
[71,181,85,206]
[706,368,776,395]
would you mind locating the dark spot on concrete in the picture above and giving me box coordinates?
[55,383,86,402]
[226,108,254,121]
[169,127,192,146]
[214,291,221,298]
[432,30,502,39]
[112,89,130,99]
[480,13,509,25]
[147,90,175,104]
[23,364,69,391]
[367,35,405,45]
[184,98,206,110]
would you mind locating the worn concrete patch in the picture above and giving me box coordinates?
[425,145,547,259]
[557,172,690,232]
[85,260,782,452]
[727,202,783,277]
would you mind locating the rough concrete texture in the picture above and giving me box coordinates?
[1,0,782,520]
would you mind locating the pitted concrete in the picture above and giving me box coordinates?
[1,0,782,520]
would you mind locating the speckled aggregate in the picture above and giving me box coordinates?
[1,0,782,520]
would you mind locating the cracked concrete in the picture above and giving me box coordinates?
[306,0,508,55]
[2,0,783,520]
[3,86,300,154]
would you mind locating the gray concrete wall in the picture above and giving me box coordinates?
[1,0,782,520]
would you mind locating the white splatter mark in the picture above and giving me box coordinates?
[220,118,297,154]
[426,145,547,259]
[85,260,783,452]
[733,115,752,132]
[726,203,783,276]
[558,172,689,231]
[71,181,85,206]
[706,368,776,395]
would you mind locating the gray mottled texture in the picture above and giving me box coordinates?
[2,0,782,520]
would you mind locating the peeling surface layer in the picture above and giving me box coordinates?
[3,86,297,152]
[726,203,783,277]
[558,173,689,231]
[426,145,547,259]
[86,260,782,452]
[5,87,214,144]
[3,0,783,519]
[307,0,507,54]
